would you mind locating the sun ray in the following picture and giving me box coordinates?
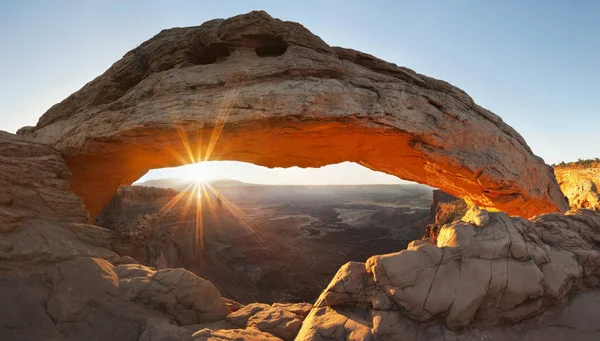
[176,125,197,164]
[151,84,278,272]
[194,182,204,275]
[203,89,238,161]
[200,183,221,223]
[155,181,197,216]
[155,113,194,167]
[203,182,279,260]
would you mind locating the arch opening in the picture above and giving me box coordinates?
[63,112,565,222]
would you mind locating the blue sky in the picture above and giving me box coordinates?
[1,1,598,184]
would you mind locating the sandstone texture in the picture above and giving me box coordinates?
[0,131,116,270]
[18,11,567,219]
[3,129,600,340]
[555,165,600,211]
[0,131,307,341]
[6,10,600,341]
[188,302,312,341]
[296,208,600,340]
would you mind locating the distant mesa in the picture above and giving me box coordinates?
[135,178,249,191]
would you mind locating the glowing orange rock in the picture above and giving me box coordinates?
[18,11,568,219]
[554,165,600,210]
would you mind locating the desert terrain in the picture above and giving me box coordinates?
[2,9,600,341]
[97,180,432,304]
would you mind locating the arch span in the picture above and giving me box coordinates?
[19,11,568,220]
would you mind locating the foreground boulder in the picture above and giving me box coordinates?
[0,132,217,340]
[296,207,600,340]
[19,11,567,219]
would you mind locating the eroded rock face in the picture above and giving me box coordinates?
[0,131,117,270]
[18,11,567,219]
[423,190,467,245]
[555,165,600,210]
[296,208,600,340]
[0,131,242,341]
[0,130,315,341]
[3,129,600,341]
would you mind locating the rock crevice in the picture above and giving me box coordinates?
[296,207,600,340]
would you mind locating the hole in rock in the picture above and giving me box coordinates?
[97,160,439,304]
[194,42,231,65]
[252,35,288,57]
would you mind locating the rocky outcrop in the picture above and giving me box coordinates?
[3,129,600,341]
[428,190,460,218]
[423,190,467,244]
[0,131,307,341]
[18,11,567,219]
[0,131,117,270]
[296,207,600,340]
[555,165,600,210]
[189,302,312,341]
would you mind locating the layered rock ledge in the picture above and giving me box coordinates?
[297,207,600,340]
[2,130,600,340]
[0,130,313,341]
[18,11,567,219]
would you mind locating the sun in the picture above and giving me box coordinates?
[192,171,214,184]
[186,162,216,185]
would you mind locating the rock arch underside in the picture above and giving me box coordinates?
[19,11,567,220]
[7,10,600,341]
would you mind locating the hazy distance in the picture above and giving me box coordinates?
[134,161,412,186]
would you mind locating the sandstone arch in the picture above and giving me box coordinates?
[19,11,568,220]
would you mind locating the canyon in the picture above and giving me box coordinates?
[2,10,600,341]
[97,182,432,304]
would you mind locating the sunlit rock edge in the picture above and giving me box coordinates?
[3,10,599,341]
[2,130,600,340]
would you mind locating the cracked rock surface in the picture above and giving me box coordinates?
[296,208,600,340]
[18,11,567,219]
[3,124,600,340]
[3,11,600,341]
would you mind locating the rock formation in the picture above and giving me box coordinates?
[3,128,600,340]
[18,11,567,219]
[423,190,467,244]
[0,131,114,268]
[6,10,600,341]
[428,190,461,219]
[296,207,600,340]
[0,132,211,339]
[555,164,600,211]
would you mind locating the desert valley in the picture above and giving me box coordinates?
[1,8,600,341]
[98,180,433,304]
